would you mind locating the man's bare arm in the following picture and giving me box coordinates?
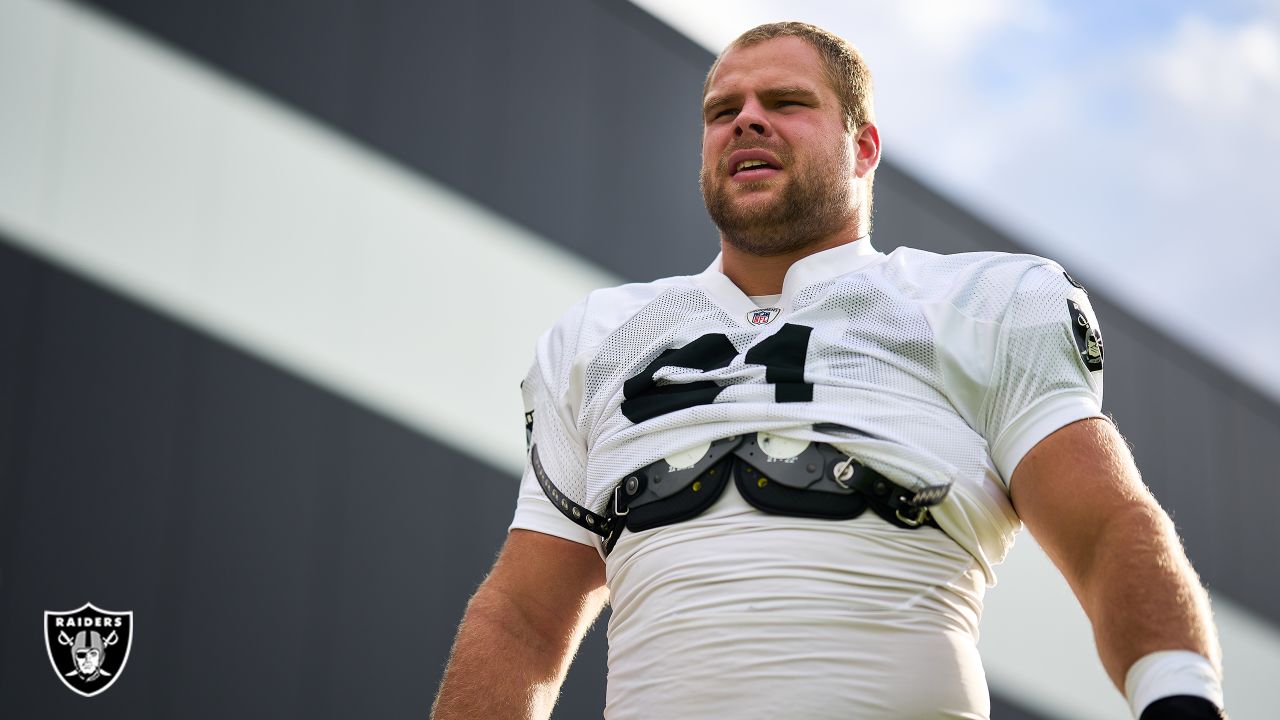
[1010,418,1221,695]
[431,529,608,720]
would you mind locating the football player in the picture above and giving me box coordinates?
[433,22,1224,720]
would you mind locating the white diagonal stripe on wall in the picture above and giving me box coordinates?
[0,0,616,478]
[0,0,1274,717]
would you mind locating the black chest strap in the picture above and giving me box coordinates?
[531,435,950,556]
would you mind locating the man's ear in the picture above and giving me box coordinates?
[854,122,881,178]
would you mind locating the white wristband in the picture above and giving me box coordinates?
[1124,650,1222,719]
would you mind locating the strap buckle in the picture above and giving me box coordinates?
[894,506,930,528]
[892,484,950,527]
[612,484,630,517]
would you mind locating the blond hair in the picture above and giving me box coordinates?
[703,21,875,132]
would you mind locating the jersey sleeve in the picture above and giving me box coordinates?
[507,300,597,548]
[981,262,1107,485]
[509,464,598,546]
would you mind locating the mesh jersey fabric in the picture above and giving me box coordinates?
[516,238,1106,581]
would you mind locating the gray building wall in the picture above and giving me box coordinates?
[0,0,1273,718]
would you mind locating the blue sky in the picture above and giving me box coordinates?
[633,0,1280,402]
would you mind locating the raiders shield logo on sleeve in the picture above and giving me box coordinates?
[1068,300,1104,372]
[44,602,133,697]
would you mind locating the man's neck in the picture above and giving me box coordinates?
[719,223,867,296]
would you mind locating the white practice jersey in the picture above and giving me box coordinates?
[511,238,1106,718]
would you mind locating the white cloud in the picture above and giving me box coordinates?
[630,0,1057,60]
[886,0,1057,59]
[875,12,1280,401]
[1144,16,1280,138]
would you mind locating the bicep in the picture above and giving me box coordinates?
[480,529,607,643]
[1009,417,1158,591]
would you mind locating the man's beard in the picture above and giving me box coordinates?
[701,149,855,257]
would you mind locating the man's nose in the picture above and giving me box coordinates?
[733,102,771,137]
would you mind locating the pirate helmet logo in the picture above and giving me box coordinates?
[1067,299,1104,372]
[44,602,133,697]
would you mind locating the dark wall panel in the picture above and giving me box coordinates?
[0,242,40,581]
[990,695,1051,720]
[0,239,606,718]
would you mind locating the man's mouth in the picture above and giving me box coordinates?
[737,159,773,174]
[728,149,783,181]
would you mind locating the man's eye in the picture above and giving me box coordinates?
[714,108,737,119]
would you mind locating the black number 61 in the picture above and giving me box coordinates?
[620,323,813,424]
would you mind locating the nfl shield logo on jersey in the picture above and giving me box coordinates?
[747,307,780,326]
[45,602,133,697]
